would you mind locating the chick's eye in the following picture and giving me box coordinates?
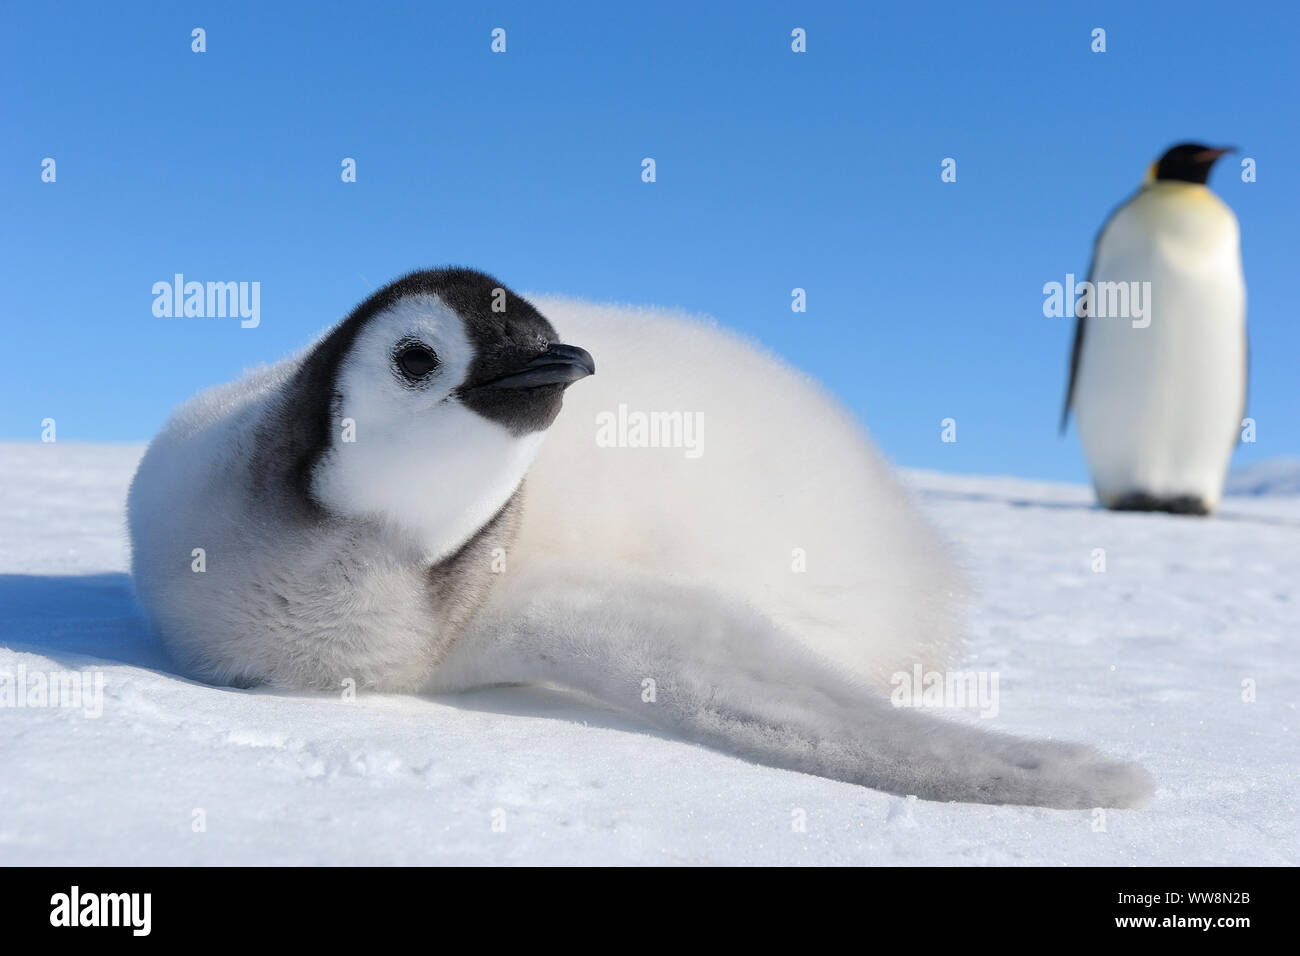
[395,344,439,381]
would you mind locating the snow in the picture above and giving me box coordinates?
[1,442,1296,865]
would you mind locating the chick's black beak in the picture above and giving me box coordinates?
[477,343,595,390]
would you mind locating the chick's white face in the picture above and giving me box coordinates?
[311,294,545,560]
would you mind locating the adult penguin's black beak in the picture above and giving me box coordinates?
[1193,146,1234,166]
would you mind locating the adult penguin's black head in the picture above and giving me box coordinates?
[1152,143,1234,184]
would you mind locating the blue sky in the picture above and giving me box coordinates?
[3,1,1297,481]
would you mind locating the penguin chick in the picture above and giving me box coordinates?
[129,268,1152,809]
[1062,142,1247,515]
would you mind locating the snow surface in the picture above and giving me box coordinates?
[1,442,1296,866]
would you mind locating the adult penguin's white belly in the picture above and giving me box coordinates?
[1073,186,1246,512]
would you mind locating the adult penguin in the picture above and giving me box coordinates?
[1062,143,1247,515]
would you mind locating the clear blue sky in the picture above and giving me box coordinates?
[3,1,1297,481]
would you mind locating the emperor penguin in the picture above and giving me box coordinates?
[128,268,1151,809]
[1061,143,1247,514]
